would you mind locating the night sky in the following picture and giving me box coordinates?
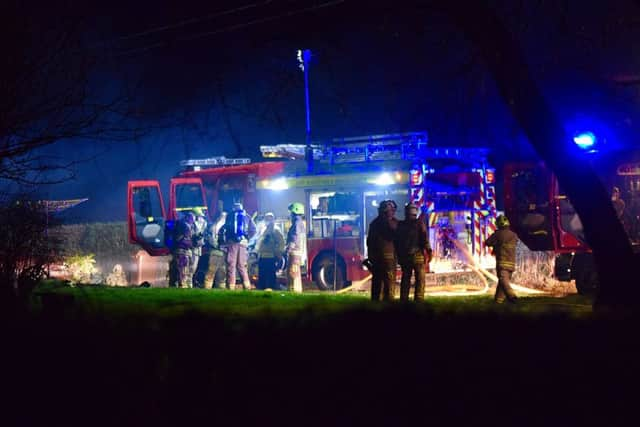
[12,0,640,221]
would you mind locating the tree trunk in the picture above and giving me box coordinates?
[441,1,640,310]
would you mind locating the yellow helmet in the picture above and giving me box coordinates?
[288,202,304,215]
[192,207,204,217]
[496,215,510,228]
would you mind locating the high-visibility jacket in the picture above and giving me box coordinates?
[192,216,207,256]
[485,228,518,271]
[205,219,225,256]
[257,226,285,259]
[286,215,306,258]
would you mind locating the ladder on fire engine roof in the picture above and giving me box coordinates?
[260,131,489,166]
[180,156,251,168]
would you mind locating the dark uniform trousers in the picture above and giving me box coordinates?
[399,251,426,301]
[371,254,396,302]
[257,257,278,290]
[495,268,517,302]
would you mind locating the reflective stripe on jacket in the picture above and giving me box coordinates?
[485,228,518,271]
[286,215,306,255]
[258,227,285,258]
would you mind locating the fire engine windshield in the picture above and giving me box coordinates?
[174,183,204,210]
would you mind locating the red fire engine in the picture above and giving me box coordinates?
[503,145,640,294]
[127,132,498,289]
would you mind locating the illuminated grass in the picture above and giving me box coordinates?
[33,280,593,321]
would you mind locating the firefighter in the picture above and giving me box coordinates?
[173,212,195,288]
[612,186,625,218]
[286,202,306,293]
[190,207,207,287]
[366,199,398,301]
[219,202,256,290]
[395,203,432,302]
[256,212,285,290]
[203,211,227,289]
[485,214,519,304]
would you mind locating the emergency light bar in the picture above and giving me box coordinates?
[180,157,251,167]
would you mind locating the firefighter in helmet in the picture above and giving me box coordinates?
[203,210,227,289]
[190,207,207,286]
[174,211,196,288]
[366,199,398,301]
[286,202,306,293]
[485,214,519,303]
[395,203,431,301]
[219,202,256,290]
[256,212,285,290]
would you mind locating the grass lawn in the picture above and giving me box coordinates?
[32,279,594,322]
[8,281,637,426]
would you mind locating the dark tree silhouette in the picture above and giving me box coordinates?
[0,198,62,309]
[441,0,640,309]
[0,1,139,186]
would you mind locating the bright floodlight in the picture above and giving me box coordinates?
[573,132,596,150]
[371,172,395,186]
[267,177,289,191]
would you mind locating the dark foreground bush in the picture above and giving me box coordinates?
[3,304,638,426]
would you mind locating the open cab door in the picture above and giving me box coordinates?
[504,163,556,251]
[169,177,208,220]
[127,180,169,256]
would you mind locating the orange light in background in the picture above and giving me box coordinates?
[410,169,422,186]
[486,170,495,184]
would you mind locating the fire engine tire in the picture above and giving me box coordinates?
[312,256,346,291]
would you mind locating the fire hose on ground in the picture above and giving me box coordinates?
[337,235,544,296]
[428,238,543,296]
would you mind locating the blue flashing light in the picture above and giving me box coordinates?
[573,132,597,150]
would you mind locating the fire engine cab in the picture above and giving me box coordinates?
[127,132,498,289]
[504,144,640,294]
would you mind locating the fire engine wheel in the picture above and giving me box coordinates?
[572,253,599,296]
[313,256,346,291]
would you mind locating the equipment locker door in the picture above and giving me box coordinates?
[127,180,169,256]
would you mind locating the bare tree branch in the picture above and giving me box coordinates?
[0,1,148,188]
